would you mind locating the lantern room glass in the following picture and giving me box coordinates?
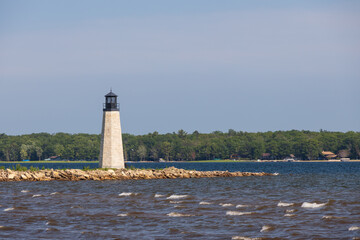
[104,94,119,111]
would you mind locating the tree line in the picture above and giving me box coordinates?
[0,130,359,161]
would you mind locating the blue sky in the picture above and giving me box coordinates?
[0,0,359,135]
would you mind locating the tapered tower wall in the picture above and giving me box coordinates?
[99,111,125,168]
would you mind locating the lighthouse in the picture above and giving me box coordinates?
[99,90,125,168]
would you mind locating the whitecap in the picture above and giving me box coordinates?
[154,194,165,198]
[21,190,29,193]
[166,194,189,200]
[301,202,327,209]
[232,236,261,240]
[70,205,84,209]
[284,214,296,217]
[45,227,59,232]
[170,201,183,204]
[32,194,42,198]
[4,208,14,212]
[236,204,249,208]
[50,192,59,195]
[167,212,193,217]
[349,226,360,231]
[322,215,344,220]
[199,201,212,205]
[226,211,253,216]
[174,205,186,208]
[220,203,234,207]
[277,201,294,207]
[260,225,273,232]
[273,172,279,176]
[286,209,296,213]
[119,192,134,196]
[117,213,129,217]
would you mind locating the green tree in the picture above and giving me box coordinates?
[149,146,159,161]
[177,129,187,138]
[20,144,29,160]
[35,146,43,160]
[137,145,147,161]
[54,144,65,157]
[160,141,172,161]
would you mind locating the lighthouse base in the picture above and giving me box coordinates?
[99,111,125,169]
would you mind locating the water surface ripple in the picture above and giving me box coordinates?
[0,162,359,239]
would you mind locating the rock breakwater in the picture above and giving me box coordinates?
[0,167,275,182]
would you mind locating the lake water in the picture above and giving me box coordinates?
[0,162,359,239]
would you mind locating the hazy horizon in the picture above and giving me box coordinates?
[2,128,358,137]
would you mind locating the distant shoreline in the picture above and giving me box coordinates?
[186,159,360,163]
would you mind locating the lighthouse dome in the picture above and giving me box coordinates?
[105,91,117,97]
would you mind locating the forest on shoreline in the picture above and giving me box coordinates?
[0,130,359,161]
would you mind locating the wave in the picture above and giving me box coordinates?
[260,225,273,232]
[277,201,294,207]
[226,211,253,216]
[286,209,296,213]
[236,204,249,208]
[45,220,57,226]
[322,215,345,220]
[169,201,183,204]
[50,192,59,195]
[348,226,359,231]
[284,213,296,217]
[220,203,234,207]
[32,194,43,198]
[167,212,193,217]
[21,190,29,193]
[301,202,327,209]
[119,192,137,196]
[174,205,186,208]
[199,201,212,205]
[154,194,165,198]
[117,213,129,217]
[166,195,189,200]
[45,227,59,232]
[4,207,14,212]
[70,205,83,209]
[232,236,262,240]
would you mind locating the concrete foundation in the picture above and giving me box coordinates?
[99,111,125,168]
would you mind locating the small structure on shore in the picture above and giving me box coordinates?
[99,90,125,168]
[321,151,337,160]
[44,156,61,161]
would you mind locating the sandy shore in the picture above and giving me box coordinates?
[0,167,276,182]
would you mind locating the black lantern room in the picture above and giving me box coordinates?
[103,90,119,111]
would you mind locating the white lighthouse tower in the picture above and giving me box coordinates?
[99,90,125,168]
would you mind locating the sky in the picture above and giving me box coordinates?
[0,0,359,135]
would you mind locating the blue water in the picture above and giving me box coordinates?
[0,162,359,239]
[1,161,360,174]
